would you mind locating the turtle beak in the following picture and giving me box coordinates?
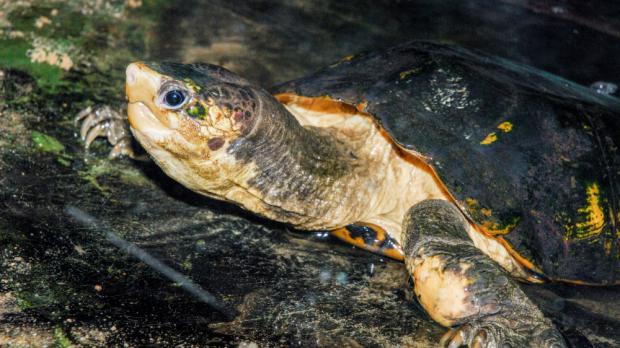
[125,62,173,132]
[126,62,161,105]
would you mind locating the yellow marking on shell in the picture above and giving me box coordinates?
[574,182,605,239]
[399,67,421,80]
[465,198,478,207]
[480,132,497,145]
[497,121,513,133]
[464,199,517,235]
[329,54,355,68]
[480,208,492,217]
[481,218,519,236]
[604,239,613,255]
[617,212,620,238]
[356,100,368,112]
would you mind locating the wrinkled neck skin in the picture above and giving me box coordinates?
[228,92,363,229]
[217,90,444,240]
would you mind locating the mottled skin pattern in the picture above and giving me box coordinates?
[228,88,359,227]
[76,42,620,347]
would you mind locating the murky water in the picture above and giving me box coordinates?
[1,0,619,346]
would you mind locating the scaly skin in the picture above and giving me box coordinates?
[76,62,567,347]
[122,62,405,232]
[403,200,566,348]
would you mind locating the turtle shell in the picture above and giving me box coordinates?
[272,41,620,284]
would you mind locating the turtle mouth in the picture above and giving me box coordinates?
[127,101,173,140]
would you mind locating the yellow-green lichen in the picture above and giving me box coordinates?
[181,258,193,271]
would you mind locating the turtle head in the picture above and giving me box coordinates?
[125,62,270,199]
[125,61,362,229]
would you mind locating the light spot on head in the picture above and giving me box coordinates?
[187,102,207,119]
[183,78,201,92]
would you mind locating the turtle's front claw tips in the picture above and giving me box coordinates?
[440,319,567,348]
[441,323,509,348]
[440,328,465,348]
[75,104,134,158]
[85,123,106,148]
[74,106,92,126]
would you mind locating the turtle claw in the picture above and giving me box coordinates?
[75,105,146,160]
[441,322,513,348]
[84,123,106,149]
[440,317,567,348]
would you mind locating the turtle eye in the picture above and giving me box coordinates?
[161,89,188,109]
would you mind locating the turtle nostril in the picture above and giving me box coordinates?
[126,63,139,86]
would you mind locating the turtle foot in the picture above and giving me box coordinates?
[75,105,146,160]
[441,314,566,348]
[402,200,568,348]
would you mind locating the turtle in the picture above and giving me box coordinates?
[77,41,620,347]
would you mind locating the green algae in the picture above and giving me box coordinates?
[31,130,65,153]
[0,0,167,101]
[53,327,73,348]
[78,159,152,194]
[0,39,64,91]
[31,130,72,166]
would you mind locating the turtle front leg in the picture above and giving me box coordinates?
[402,199,566,348]
[75,105,146,160]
